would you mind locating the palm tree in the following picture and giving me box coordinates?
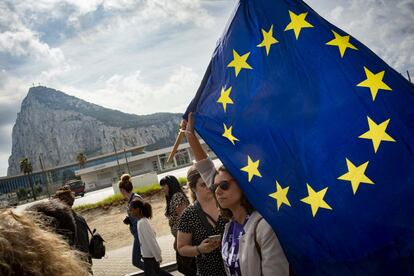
[76,152,87,168]
[20,158,36,200]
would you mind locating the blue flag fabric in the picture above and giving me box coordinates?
[185,0,414,275]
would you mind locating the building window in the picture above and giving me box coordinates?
[159,154,176,171]
[97,171,113,180]
[175,149,190,166]
[152,160,159,172]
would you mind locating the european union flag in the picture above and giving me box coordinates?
[184,0,414,274]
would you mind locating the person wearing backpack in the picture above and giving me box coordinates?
[119,174,145,270]
[53,186,94,268]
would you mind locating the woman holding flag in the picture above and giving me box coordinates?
[180,112,289,276]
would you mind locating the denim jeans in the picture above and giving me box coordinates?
[132,234,145,269]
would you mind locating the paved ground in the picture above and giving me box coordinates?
[74,187,115,207]
[92,234,183,276]
[12,159,223,275]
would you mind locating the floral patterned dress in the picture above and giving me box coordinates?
[166,192,190,237]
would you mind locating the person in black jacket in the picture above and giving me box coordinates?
[53,186,93,269]
[26,198,77,246]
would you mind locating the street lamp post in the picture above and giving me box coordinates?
[39,154,51,198]
[123,148,131,175]
[111,138,122,176]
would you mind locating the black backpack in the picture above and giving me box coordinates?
[87,226,106,259]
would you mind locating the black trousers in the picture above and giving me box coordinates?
[143,257,172,276]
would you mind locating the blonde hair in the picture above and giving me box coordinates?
[0,209,90,276]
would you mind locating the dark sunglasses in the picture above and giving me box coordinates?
[213,179,235,191]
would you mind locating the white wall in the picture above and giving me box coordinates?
[112,171,158,194]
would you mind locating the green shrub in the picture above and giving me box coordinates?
[74,183,162,212]
[178,177,187,186]
[16,188,28,200]
[132,183,161,194]
[34,185,43,196]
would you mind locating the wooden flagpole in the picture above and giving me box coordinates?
[166,130,185,164]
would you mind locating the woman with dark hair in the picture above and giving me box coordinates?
[129,198,172,276]
[181,113,289,276]
[160,175,189,236]
[159,175,195,275]
[118,174,144,270]
[176,166,228,276]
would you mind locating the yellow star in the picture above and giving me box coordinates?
[269,181,291,210]
[217,86,233,112]
[257,25,279,55]
[326,30,358,58]
[357,66,392,101]
[227,50,252,77]
[222,124,239,145]
[300,183,332,217]
[240,155,262,182]
[359,117,396,153]
[284,11,313,39]
[338,158,374,194]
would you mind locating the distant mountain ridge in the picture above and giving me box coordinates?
[7,86,182,176]
[27,87,177,128]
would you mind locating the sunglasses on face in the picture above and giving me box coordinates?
[213,179,235,191]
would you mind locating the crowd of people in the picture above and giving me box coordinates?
[117,113,290,275]
[0,113,289,276]
[176,113,290,276]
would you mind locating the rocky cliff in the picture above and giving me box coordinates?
[7,86,182,176]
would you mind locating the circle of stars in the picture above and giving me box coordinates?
[213,7,397,218]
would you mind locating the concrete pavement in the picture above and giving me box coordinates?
[92,234,183,276]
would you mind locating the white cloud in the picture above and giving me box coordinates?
[1,0,412,177]
[62,66,200,114]
[0,124,14,176]
[0,70,30,106]
[0,1,67,73]
[0,30,65,64]
[0,152,10,178]
[329,6,344,21]
[308,0,414,72]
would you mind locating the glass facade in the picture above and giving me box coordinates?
[0,171,47,195]
[0,150,138,196]
[158,153,177,171]
[0,143,208,199]
[175,149,190,166]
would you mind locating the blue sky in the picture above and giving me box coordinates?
[0,0,413,177]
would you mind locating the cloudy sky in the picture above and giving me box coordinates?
[0,0,413,177]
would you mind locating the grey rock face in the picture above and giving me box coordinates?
[7,86,182,176]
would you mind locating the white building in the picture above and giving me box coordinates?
[75,140,215,191]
